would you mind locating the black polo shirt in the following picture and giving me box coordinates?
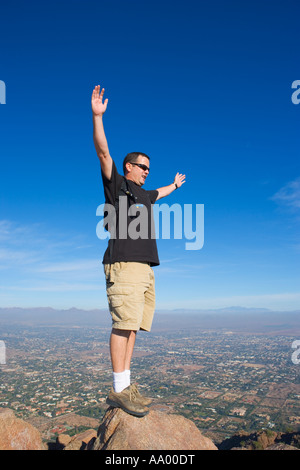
[101,160,160,266]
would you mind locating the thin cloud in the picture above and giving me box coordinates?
[0,248,42,263]
[0,283,102,292]
[271,177,300,211]
[37,260,101,273]
[0,219,102,303]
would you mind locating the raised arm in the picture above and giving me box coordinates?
[91,85,113,180]
[156,172,186,200]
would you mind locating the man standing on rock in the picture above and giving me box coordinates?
[92,85,185,417]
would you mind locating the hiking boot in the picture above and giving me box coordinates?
[130,384,153,406]
[106,386,149,417]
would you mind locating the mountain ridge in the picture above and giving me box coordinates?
[0,306,299,334]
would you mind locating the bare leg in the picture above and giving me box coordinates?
[110,328,129,372]
[125,330,137,370]
[110,328,137,373]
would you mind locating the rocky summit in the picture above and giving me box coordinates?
[0,406,217,451]
[92,407,218,450]
[0,406,299,451]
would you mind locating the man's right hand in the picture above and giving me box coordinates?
[92,84,112,180]
[91,85,108,116]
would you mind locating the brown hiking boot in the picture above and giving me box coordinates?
[106,386,149,417]
[130,384,153,406]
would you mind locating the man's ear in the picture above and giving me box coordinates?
[125,162,132,174]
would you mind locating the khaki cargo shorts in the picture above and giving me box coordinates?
[104,262,155,332]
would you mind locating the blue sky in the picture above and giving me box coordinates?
[0,0,300,311]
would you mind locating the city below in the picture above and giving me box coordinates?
[0,306,299,446]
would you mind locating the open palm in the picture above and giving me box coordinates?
[91,85,108,116]
[174,172,186,188]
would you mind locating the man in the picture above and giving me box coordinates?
[92,85,185,417]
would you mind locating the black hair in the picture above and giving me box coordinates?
[123,152,150,174]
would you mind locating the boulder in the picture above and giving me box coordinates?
[64,429,97,450]
[56,433,72,449]
[265,443,299,451]
[92,407,217,450]
[0,408,45,450]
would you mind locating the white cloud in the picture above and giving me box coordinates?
[0,248,43,264]
[0,283,102,292]
[37,260,101,273]
[0,219,103,306]
[271,177,300,211]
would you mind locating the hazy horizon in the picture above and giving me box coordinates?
[0,305,299,336]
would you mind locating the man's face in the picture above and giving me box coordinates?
[125,155,150,186]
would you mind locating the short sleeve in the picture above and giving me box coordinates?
[146,189,159,204]
[101,160,123,205]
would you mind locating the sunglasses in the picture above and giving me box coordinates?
[131,162,150,172]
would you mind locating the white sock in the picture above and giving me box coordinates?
[113,371,128,393]
[125,369,131,388]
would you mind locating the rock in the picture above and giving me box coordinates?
[265,443,300,451]
[56,434,72,449]
[0,408,45,450]
[64,429,97,450]
[218,430,300,451]
[230,447,248,450]
[92,407,218,450]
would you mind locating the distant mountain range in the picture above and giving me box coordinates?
[0,306,299,335]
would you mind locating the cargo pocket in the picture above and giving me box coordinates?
[106,284,135,323]
[109,295,124,308]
